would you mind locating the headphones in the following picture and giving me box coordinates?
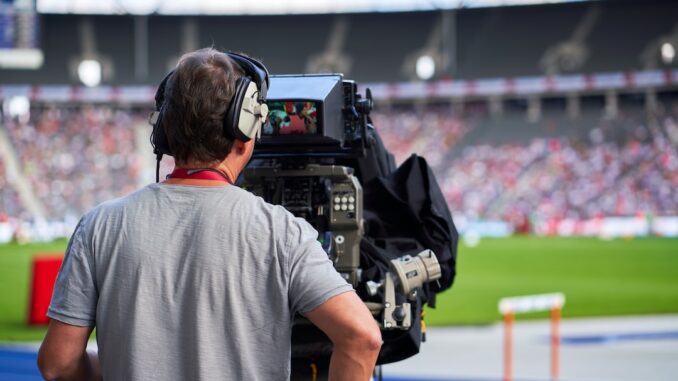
[149,52,270,171]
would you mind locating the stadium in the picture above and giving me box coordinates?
[0,0,677,380]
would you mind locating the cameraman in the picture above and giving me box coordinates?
[37,48,381,381]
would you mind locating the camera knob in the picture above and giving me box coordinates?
[392,306,406,322]
[365,280,382,296]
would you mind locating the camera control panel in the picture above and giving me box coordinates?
[243,164,364,286]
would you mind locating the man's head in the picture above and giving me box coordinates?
[158,48,245,166]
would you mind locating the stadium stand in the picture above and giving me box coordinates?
[1,0,676,85]
[370,103,474,168]
[373,99,678,225]
[343,12,436,82]
[456,0,678,77]
[586,1,678,72]
[1,1,677,241]
[0,158,29,222]
[1,106,144,221]
[0,92,676,240]
[455,2,588,78]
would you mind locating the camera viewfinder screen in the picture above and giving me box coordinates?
[263,101,319,136]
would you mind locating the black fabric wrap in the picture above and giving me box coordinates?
[338,126,459,364]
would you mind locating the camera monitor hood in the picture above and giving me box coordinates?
[255,74,366,158]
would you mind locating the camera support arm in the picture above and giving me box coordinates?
[367,250,442,330]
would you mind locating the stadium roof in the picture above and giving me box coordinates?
[37,0,591,15]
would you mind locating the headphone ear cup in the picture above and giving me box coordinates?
[153,70,174,112]
[224,76,253,141]
[227,52,269,100]
[150,71,174,155]
[236,82,266,140]
[150,116,172,155]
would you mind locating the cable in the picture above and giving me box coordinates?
[155,152,162,183]
[310,362,317,381]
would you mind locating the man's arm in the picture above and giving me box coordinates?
[37,320,101,381]
[304,291,382,381]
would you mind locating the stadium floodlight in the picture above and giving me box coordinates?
[661,42,675,65]
[78,59,102,87]
[3,96,30,119]
[416,55,435,80]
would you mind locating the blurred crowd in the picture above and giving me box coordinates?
[2,106,145,222]
[1,102,677,241]
[0,158,28,219]
[441,133,677,223]
[374,107,678,229]
[371,104,473,168]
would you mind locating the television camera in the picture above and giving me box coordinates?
[241,74,444,378]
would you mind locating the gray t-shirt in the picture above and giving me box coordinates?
[48,183,353,381]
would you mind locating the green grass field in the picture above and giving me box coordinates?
[0,237,677,341]
[425,237,678,325]
[0,240,69,342]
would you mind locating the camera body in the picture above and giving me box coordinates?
[253,74,369,158]
[244,164,364,286]
[241,75,441,374]
[244,74,371,286]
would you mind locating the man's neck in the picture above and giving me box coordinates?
[175,161,238,184]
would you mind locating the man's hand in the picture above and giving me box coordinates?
[304,291,382,381]
[37,320,101,381]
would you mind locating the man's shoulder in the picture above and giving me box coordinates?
[81,184,197,229]
[88,185,156,214]
[80,183,310,233]
[227,187,319,246]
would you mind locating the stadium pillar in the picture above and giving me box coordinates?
[134,15,149,81]
[489,96,503,117]
[604,90,618,119]
[645,89,658,121]
[527,96,541,123]
[566,93,580,119]
[451,98,465,116]
[441,9,457,77]
[166,18,200,72]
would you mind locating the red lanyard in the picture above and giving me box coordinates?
[167,168,232,184]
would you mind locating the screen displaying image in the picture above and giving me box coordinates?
[263,101,319,136]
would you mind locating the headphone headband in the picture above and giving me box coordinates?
[149,52,270,163]
[227,52,270,102]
